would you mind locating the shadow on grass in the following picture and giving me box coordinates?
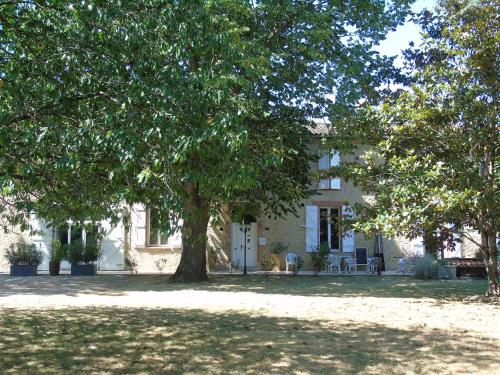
[0,274,488,301]
[0,307,498,375]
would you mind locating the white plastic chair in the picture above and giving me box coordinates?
[285,252,298,273]
[345,256,357,274]
[326,254,342,275]
[367,257,378,273]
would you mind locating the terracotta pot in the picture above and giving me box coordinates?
[270,253,283,272]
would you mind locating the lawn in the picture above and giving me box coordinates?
[0,275,498,374]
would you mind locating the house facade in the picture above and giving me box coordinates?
[0,131,481,273]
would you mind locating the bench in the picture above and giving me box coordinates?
[447,258,486,278]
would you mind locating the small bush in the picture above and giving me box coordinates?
[83,239,102,263]
[269,242,287,254]
[414,255,439,280]
[50,239,66,262]
[309,243,330,275]
[66,240,102,264]
[260,256,275,273]
[474,249,484,259]
[295,256,304,274]
[4,243,44,266]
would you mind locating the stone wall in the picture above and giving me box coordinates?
[0,227,27,272]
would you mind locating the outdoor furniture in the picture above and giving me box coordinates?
[367,257,378,273]
[398,256,418,274]
[355,248,368,272]
[344,256,357,274]
[448,258,487,278]
[326,253,342,275]
[285,252,298,273]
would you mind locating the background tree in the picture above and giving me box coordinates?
[328,0,499,296]
[0,0,412,282]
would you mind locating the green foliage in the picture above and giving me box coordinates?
[474,249,484,260]
[327,0,499,293]
[4,243,43,266]
[413,256,439,280]
[50,240,65,263]
[0,0,413,280]
[295,256,304,276]
[309,243,330,275]
[66,240,101,264]
[269,242,287,255]
[260,256,275,273]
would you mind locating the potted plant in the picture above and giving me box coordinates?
[437,258,456,279]
[4,243,44,276]
[309,243,330,276]
[269,242,287,271]
[49,239,65,276]
[67,239,102,276]
[260,255,276,275]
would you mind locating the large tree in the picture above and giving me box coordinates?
[329,0,499,296]
[0,0,412,281]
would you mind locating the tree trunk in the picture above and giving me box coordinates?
[171,183,210,283]
[481,231,499,297]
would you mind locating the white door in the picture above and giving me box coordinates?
[231,223,257,270]
[99,221,125,270]
[30,217,52,271]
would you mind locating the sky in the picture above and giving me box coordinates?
[375,0,438,67]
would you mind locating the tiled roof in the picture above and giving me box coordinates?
[307,118,330,136]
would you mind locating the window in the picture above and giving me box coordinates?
[318,149,341,190]
[319,207,340,250]
[148,208,169,246]
[56,222,96,245]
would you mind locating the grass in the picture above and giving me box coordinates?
[0,275,498,374]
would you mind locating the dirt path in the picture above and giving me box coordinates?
[1,275,498,340]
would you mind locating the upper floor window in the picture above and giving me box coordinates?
[318,149,341,190]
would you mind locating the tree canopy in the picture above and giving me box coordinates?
[0,0,412,281]
[328,0,499,296]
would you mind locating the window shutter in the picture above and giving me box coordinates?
[305,205,318,252]
[330,150,341,189]
[318,153,330,190]
[133,204,147,247]
[412,236,425,256]
[342,205,355,252]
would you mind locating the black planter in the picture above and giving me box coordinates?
[10,265,38,277]
[49,261,61,276]
[71,263,97,276]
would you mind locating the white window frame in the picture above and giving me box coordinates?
[318,150,341,190]
[56,220,98,245]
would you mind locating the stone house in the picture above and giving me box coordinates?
[0,125,482,273]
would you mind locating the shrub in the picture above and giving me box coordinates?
[83,239,102,263]
[474,249,484,259]
[309,243,330,275]
[269,242,287,255]
[4,243,44,266]
[260,256,275,273]
[50,239,66,263]
[294,256,304,276]
[413,255,439,280]
[66,240,102,264]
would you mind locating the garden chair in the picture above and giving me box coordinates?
[344,256,357,274]
[367,257,378,274]
[326,253,342,275]
[285,252,298,273]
